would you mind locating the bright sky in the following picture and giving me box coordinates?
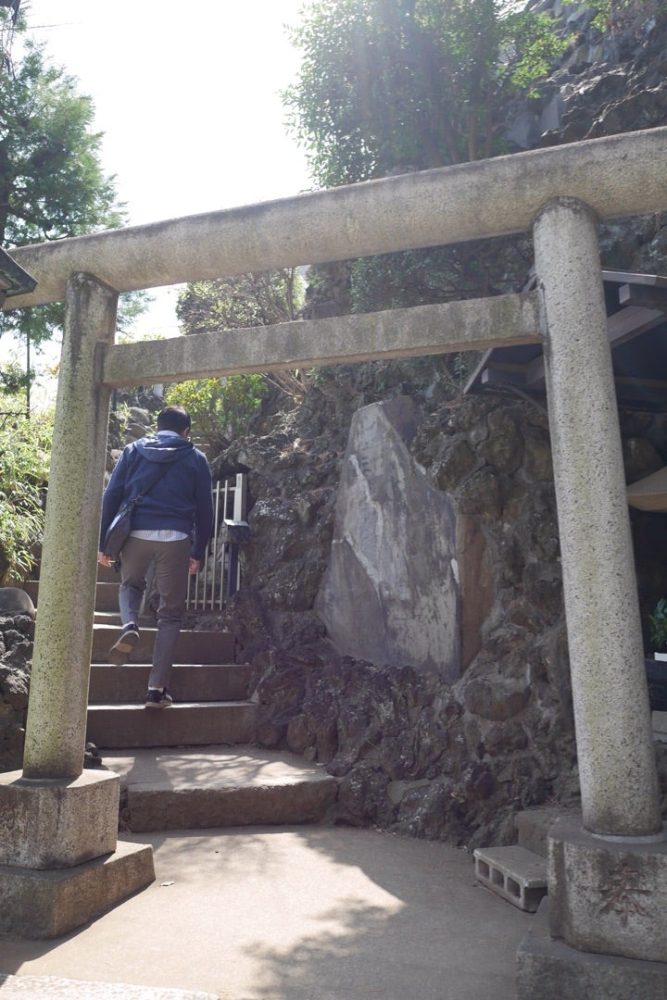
[2,0,312,399]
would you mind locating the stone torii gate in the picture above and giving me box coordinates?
[1,126,666,996]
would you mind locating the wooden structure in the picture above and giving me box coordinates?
[465,269,667,410]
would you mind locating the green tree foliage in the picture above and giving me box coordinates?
[284,0,567,186]
[0,396,52,582]
[0,358,29,396]
[176,270,303,335]
[169,269,305,453]
[578,0,667,31]
[0,51,120,246]
[0,6,142,349]
[164,375,267,453]
[284,1,564,317]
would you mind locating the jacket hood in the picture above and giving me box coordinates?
[134,435,194,463]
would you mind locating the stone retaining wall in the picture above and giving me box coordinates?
[0,615,33,772]
[224,383,667,847]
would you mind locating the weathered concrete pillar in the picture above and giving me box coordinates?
[533,197,661,839]
[518,197,667,1000]
[0,273,154,939]
[22,273,116,779]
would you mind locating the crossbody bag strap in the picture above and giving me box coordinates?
[134,457,175,501]
[123,448,177,511]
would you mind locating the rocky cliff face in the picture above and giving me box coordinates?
[213,5,667,847]
[511,1,667,152]
[5,5,667,840]
[0,608,33,773]
[215,355,667,848]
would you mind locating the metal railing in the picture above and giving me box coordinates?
[186,473,248,610]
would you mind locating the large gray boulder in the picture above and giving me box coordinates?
[316,397,460,681]
[0,588,35,620]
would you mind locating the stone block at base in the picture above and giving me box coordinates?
[0,769,119,869]
[0,840,155,939]
[549,816,667,962]
[517,899,667,1000]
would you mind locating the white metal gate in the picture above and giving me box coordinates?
[186,473,247,610]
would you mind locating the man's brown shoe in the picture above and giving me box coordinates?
[109,624,140,665]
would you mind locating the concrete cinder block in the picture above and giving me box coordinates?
[0,840,155,939]
[473,845,547,912]
[548,816,667,963]
[0,769,119,869]
[517,898,667,1000]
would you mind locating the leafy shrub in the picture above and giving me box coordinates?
[580,0,667,32]
[164,375,267,454]
[0,403,53,583]
[649,597,667,652]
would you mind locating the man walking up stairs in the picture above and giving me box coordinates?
[98,405,213,710]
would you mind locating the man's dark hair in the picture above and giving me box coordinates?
[157,405,191,434]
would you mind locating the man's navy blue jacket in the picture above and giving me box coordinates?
[100,434,214,561]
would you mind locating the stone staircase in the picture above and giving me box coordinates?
[87,622,256,750]
[22,567,337,832]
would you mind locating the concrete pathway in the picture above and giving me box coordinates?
[0,826,531,1000]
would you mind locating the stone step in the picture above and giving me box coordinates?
[515,805,581,858]
[97,564,121,584]
[0,974,218,1000]
[23,579,120,613]
[94,612,165,628]
[89,663,254,704]
[87,702,256,749]
[91,625,234,664]
[103,746,338,832]
[94,611,121,625]
[94,612,160,627]
[654,709,667,744]
[473,845,547,913]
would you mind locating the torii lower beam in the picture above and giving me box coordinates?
[102,292,542,386]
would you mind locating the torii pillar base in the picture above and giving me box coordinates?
[518,896,667,1000]
[0,770,154,939]
[0,840,154,940]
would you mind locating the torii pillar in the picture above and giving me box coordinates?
[0,273,154,938]
[517,199,667,997]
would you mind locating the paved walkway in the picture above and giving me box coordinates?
[0,826,531,1000]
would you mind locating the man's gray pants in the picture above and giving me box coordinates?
[118,536,191,690]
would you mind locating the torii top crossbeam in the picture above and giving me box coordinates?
[3,125,667,310]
